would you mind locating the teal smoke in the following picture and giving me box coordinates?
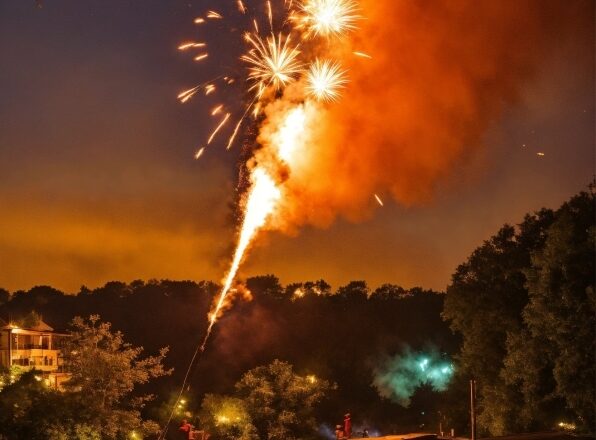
[372,347,454,406]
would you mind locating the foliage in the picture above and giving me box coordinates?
[505,190,595,432]
[0,279,453,432]
[0,366,24,392]
[0,316,172,440]
[198,360,333,440]
[234,360,333,440]
[199,394,258,440]
[443,187,595,435]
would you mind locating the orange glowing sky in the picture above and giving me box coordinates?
[0,0,593,293]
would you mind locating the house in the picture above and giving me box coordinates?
[0,317,70,389]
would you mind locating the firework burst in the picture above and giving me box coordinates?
[295,0,360,38]
[241,32,303,95]
[306,59,348,102]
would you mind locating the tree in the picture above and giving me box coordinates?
[62,315,172,438]
[0,370,101,439]
[199,394,258,440]
[0,288,9,307]
[505,190,595,432]
[230,360,332,440]
[442,209,555,435]
[443,187,594,435]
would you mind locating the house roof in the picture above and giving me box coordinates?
[0,319,54,332]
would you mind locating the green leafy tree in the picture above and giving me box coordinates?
[0,370,101,439]
[442,208,555,435]
[63,315,172,438]
[198,360,334,440]
[504,190,595,432]
[443,187,594,435]
[234,360,333,440]
[199,394,258,440]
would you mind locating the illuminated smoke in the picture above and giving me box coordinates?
[179,0,576,345]
[269,0,573,229]
[373,347,454,406]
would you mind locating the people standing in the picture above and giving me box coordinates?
[344,412,352,439]
[179,419,193,440]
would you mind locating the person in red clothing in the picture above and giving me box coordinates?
[179,419,193,440]
[343,412,352,438]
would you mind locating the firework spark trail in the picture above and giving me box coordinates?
[178,42,206,50]
[353,50,371,58]
[267,0,274,30]
[237,0,247,14]
[178,0,361,332]
[161,2,360,437]
[175,0,362,346]
[207,113,231,144]
[194,147,205,159]
[227,95,259,150]
[211,104,224,115]
[201,167,281,350]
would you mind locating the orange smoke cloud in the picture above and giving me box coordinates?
[264,0,574,230]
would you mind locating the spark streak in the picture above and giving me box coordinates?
[227,97,259,150]
[194,147,205,159]
[211,104,223,115]
[374,194,384,206]
[353,51,372,59]
[267,0,273,30]
[177,86,200,103]
[208,113,231,144]
[178,42,206,50]
[205,84,216,95]
[237,0,247,14]
[206,10,223,19]
[194,53,209,62]
[201,167,281,350]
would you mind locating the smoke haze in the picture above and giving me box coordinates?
[267,0,578,230]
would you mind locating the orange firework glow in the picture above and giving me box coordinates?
[173,0,569,352]
[202,167,280,348]
[160,2,582,438]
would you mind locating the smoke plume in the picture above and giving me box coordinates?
[262,0,575,231]
[373,347,454,406]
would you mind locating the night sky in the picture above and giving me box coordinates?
[0,0,593,293]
